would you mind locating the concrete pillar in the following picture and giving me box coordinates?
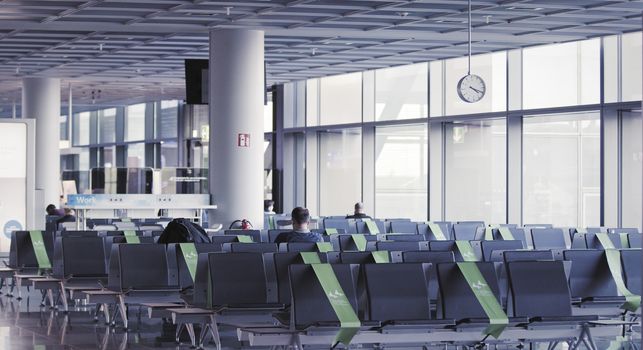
[22,77,61,212]
[208,29,265,228]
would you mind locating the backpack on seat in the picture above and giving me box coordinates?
[158,218,210,243]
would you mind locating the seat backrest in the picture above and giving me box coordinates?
[390,221,418,234]
[628,233,642,249]
[330,234,378,251]
[222,242,278,253]
[531,228,567,250]
[429,240,482,262]
[436,262,502,320]
[586,227,606,234]
[503,250,554,262]
[453,223,483,241]
[267,229,290,243]
[608,228,640,235]
[563,250,619,299]
[493,227,529,247]
[571,233,588,249]
[175,243,221,288]
[364,263,432,322]
[279,242,326,253]
[210,235,240,246]
[224,229,262,243]
[271,252,324,305]
[355,220,385,234]
[418,222,453,241]
[395,251,455,302]
[323,219,351,232]
[480,240,524,262]
[381,234,424,242]
[506,261,573,318]
[9,231,54,269]
[59,230,103,237]
[374,241,428,252]
[585,233,622,249]
[110,244,177,291]
[54,236,107,279]
[289,264,359,329]
[209,252,269,306]
[336,252,378,264]
[621,249,641,295]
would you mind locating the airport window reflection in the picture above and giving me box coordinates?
[319,72,362,125]
[622,32,642,102]
[72,112,90,146]
[375,124,428,220]
[98,108,116,144]
[523,112,601,227]
[126,103,146,141]
[445,119,506,224]
[318,128,362,216]
[621,110,642,229]
[127,142,145,168]
[156,100,178,139]
[375,63,428,121]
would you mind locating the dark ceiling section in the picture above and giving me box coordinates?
[0,0,641,105]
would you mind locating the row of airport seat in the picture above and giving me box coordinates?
[2,224,640,348]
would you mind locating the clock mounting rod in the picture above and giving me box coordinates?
[467,0,472,75]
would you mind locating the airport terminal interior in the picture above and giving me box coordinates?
[0,0,642,349]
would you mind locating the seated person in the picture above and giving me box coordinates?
[56,208,76,228]
[274,207,322,244]
[264,199,275,215]
[345,202,372,220]
[46,204,64,216]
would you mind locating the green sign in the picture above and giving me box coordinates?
[29,230,51,269]
[351,234,367,251]
[316,242,333,253]
[484,227,494,241]
[371,251,389,263]
[426,222,447,240]
[123,230,140,244]
[457,262,508,338]
[237,235,253,243]
[179,243,198,281]
[497,227,515,240]
[455,240,480,262]
[363,219,380,234]
[325,228,338,235]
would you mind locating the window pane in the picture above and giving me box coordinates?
[306,79,319,126]
[126,103,146,141]
[264,100,273,133]
[157,100,178,139]
[161,141,178,167]
[102,146,116,168]
[127,143,145,168]
[622,32,642,102]
[375,63,428,121]
[523,39,600,109]
[523,111,600,227]
[319,72,362,125]
[375,124,428,220]
[445,119,506,223]
[60,115,68,141]
[319,128,362,215]
[99,108,116,143]
[444,51,507,115]
[73,112,90,146]
[621,110,642,230]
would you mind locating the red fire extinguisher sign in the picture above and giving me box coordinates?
[238,133,250,147]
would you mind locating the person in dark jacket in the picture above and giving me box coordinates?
[274,207,322,243]
[55,208,76,228]
[345,202,372,220]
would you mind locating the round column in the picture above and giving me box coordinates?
[22,77,61,211]
[208,29,265,228]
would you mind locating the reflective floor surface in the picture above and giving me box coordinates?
[0,288,638,349]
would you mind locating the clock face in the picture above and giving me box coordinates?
[457,74,486,103]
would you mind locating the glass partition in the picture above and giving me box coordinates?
[159,167,208,194]
[90,167,153,194]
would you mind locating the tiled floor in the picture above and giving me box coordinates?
[0,287,638,349]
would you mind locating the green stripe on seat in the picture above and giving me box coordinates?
[316,242,333,253]
[604,249,640,312]
[123,230,140,244]
[351,234,367,252]
[179,243,198,281]
[237,235,253,243]
[455,240,480,262]
[371,251,389,263]
[29,230,51,269]
[426,222,447,240]
[497,227,515,240]
[457,262,508,338]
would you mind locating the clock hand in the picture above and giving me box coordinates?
[469,86,482,94]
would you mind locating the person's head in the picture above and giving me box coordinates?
[291,207,310,230]
[354,202,365,215]
[264,199,275,213]
[46,204,57,216]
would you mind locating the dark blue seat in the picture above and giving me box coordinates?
[563,250,625,306]
[223,229,261,243]
[222,242,278,253]
[389,221,418,234]
[330,234,378,251]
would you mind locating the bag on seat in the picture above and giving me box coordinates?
[158,218,209,243]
